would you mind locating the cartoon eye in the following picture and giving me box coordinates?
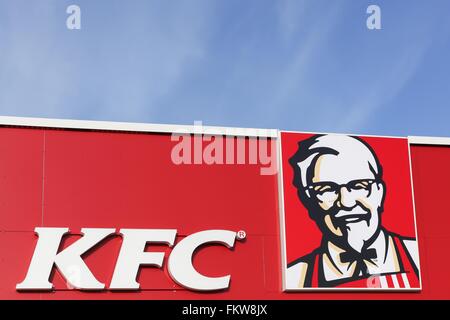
[349,180,371,190]
[314,184,337,195]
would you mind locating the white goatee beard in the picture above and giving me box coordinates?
[345,218,378,253]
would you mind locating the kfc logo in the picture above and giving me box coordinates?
[17,228,243,292]
[280,133,421,290]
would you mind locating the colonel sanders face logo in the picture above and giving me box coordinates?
[284,134,420,290]
[289,135,386,254]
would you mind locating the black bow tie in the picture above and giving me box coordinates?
[339,248,377,276]
[340,248,377,263]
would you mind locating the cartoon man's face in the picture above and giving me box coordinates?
[309,150,385,252]
[290,135,387,253]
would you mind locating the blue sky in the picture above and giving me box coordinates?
[0,0,449,136]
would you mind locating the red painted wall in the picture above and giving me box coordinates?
[0,126,449,299]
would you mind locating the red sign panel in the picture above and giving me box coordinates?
[0,123,449,299]
[279,132,419,290]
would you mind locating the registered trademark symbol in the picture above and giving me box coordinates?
[236,230,246,240]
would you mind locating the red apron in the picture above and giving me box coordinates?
[311,236,420,288]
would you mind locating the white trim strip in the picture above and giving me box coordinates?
[406,141,423,290]
[277,131,288,291]
[0,116,278,138]
[409,136,450,146]
[281,129,406,140]
[0,116,449,145]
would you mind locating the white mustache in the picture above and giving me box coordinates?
[334,208,368,218]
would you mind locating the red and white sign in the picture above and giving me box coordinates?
[0,117,449,299]
[279,132,420,290]
[16,228,244,291]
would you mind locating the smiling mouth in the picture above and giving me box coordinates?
[335,214,367,223]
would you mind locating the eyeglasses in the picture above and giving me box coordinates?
[305,179,379,204]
